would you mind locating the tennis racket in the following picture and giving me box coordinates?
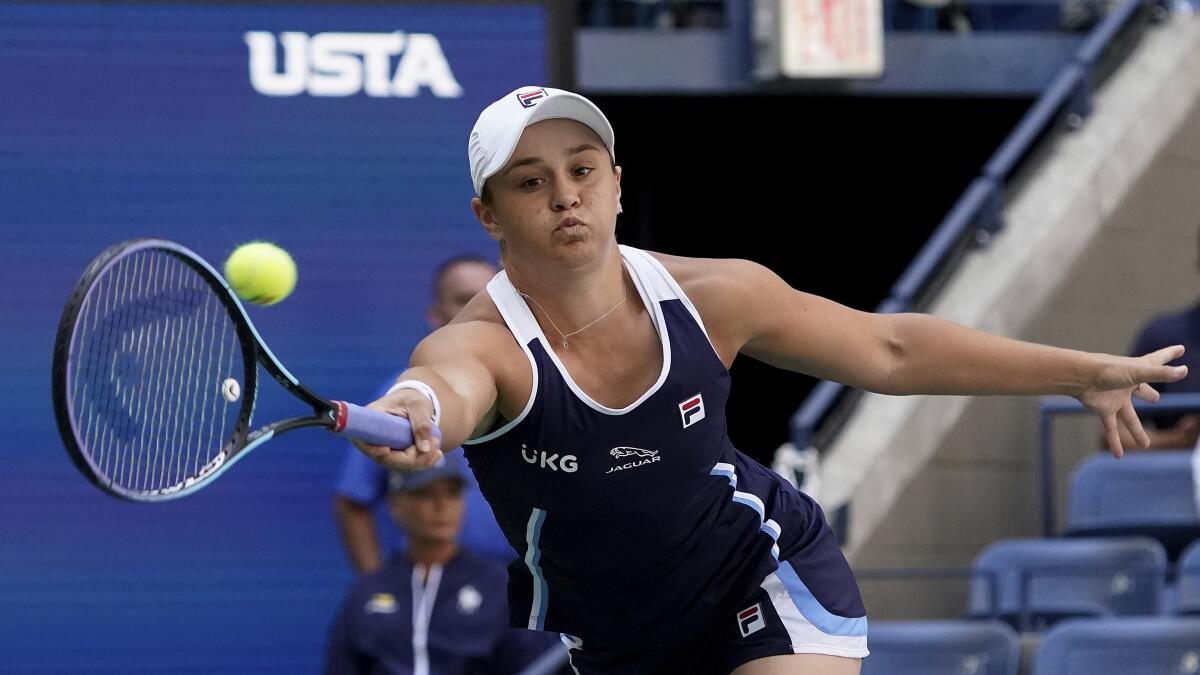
[52,238,436,502]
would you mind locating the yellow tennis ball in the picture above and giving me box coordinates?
[223,241,297,306]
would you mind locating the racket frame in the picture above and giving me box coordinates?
[53,238,340,502]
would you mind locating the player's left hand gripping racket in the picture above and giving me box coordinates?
[52,238,436,502]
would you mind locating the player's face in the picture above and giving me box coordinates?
[427,261,495,329]
[389,478,466,546]
[473,118,622,267]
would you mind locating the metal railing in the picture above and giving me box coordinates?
[791,0,1163,455]
[857,563,1166,631]
[1038,391,1200,536]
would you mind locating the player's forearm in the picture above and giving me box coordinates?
[392,364,495,450]
[875,313,1096,397]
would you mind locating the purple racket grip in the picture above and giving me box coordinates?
[331,401,442,449]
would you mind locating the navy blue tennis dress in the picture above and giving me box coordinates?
[463,246,868,673]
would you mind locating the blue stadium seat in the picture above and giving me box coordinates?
[1032,617,1200,675]
[1066,451,1200,559]
[967,537,1166,630]
[1177,540,1200,615]
[861,620,1019,675]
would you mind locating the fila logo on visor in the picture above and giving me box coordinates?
[738,603,766,637]
[517,88,547,107]
[679,393,705,428]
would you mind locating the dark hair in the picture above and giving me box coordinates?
[432,253,496,297]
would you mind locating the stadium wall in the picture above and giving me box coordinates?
[819,13,1200,619]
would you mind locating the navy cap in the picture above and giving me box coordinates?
[388,450,472,494]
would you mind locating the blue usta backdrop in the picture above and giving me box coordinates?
[0,2,545,671]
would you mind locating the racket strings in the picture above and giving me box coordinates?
[69,249,245,494]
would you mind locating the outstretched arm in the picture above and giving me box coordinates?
[688,258,1188,458]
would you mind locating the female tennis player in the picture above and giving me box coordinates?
[353,86,1187,674]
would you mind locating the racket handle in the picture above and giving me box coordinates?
[331,401,442,449]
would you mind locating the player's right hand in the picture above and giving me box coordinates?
[351,389,444,471]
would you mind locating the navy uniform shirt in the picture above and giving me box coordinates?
[324,550,558,674]
[464,246,865,650]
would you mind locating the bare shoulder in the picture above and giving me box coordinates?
[423,290,516,361]
[420,319,514,356]
[417,288,527,386]
[645,250,774,306]
[417,289,530,423]
[644,251,779,364]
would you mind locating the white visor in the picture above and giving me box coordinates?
[468,86,615,196]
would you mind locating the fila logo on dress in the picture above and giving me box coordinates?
[737,603,766,637]
[679,393,705,428]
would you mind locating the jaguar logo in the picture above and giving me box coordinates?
[610,447,657,459]
[606,447,661,475]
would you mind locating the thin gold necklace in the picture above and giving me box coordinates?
[517,281,628,350]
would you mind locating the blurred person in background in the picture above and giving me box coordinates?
[581,0,724,28]
[325,453,562,674]
[334,255,514,574]
[1118,225,1200,450]
[887,0,1070,32]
